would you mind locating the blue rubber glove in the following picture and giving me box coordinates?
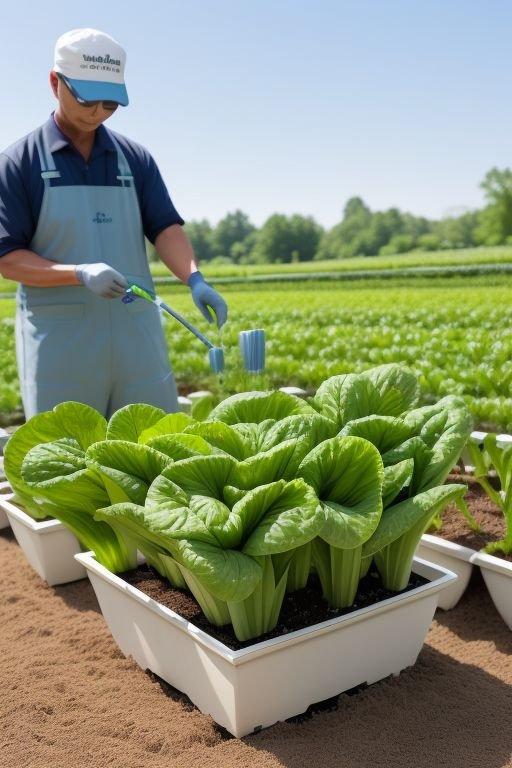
[188,272,228,328]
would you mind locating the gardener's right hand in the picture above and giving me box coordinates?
[75,263,128,298]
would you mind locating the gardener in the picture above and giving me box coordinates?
[0,27,227,419]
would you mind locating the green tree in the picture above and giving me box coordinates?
[416,233,441,251]
[315,200,422,259]
[211,210,256,259]
[379,234,415,256]
[184,220,215,263]
[315,197,373,259]
[252,214,323,263]
[400,212,430,240]
[474,167,512,245]
[230,231,259,264]
[432,211,478,248]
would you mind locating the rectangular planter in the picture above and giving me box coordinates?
[471,551,512,630]
[460,430,512,472]
[0,496,86,585]
[416,534,475,609]
[76,551,457,738]
[0,481,12,529]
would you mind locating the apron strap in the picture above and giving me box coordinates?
[36,131,61,186]
[36,128,134,187]
[110,136,134,187]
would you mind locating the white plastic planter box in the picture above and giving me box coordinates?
[460,430,512,472]
[0,506,8,529]
[0,482,12,528]
[0,496,86,585]
[0,428,9,453]
[76,551,457,738]
[177,396,192,414]
[416,534,476,610]
[279,386,308,398]
[471,551,512,630]
[187,390,213,401]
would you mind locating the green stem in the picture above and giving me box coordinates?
[56,508,137,572]
[483,536,512,556]
[227,555,289,641]
[139,546,188,589]
[176,566,231,626]
[359,553,373,579]
[454,495,482,533]
[373,526,421,591]
[286,542,312,592]
[311,538,362,609]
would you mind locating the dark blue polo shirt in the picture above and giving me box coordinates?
[0,115,184,258]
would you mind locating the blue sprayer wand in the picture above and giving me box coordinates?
[122,282,225,373]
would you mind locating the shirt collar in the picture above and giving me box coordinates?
[43,114,117,155]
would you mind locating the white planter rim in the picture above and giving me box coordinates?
[75,552,456,665]
[0,496,61,535]
[471,550,512,574]
[420,533,476,562]
[468,430,512,446]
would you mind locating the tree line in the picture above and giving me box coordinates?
[149,167,512,264]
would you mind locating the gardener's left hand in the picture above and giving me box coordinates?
[188,272,228,328]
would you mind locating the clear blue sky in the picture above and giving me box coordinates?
[2,0,510,228]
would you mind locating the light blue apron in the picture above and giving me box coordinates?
[15,130,178,419]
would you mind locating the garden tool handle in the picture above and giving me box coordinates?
[125,282,215,350]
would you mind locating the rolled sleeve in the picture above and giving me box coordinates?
[142,157,185,243]
[0,153,36,257]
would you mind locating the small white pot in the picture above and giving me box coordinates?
[0,496,86,585]
[76,551,456,738]
[416,534,475,609]
[471,551,512,630]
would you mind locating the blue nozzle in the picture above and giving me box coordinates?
[123,281,225,374]
[209,347,225,373]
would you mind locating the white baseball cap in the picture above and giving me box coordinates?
[54,28,129,106]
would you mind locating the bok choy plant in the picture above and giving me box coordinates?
[94,363,471,633]
[4,363,473,641]
[312,366,472,589]
[94,456,321,641]
[4,403,197,572]
[465,434,512,555]
[3,402,133,569]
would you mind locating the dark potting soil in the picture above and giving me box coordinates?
[120,566,429,651]
[431,472,511,560]
[118,471,510,651]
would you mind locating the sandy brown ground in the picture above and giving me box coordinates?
[1,526,511,768]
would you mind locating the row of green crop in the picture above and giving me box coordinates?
[150,245,512,278]
[1,275,512,431]
[1,246,512,295]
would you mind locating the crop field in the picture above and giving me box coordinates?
[1,272,511,430]
[151,246,512,280]
[1,246,512,295]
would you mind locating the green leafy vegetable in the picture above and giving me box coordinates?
[466,434,512,554]
[4,401,106,519]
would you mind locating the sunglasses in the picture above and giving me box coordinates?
[57,74,119,112]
